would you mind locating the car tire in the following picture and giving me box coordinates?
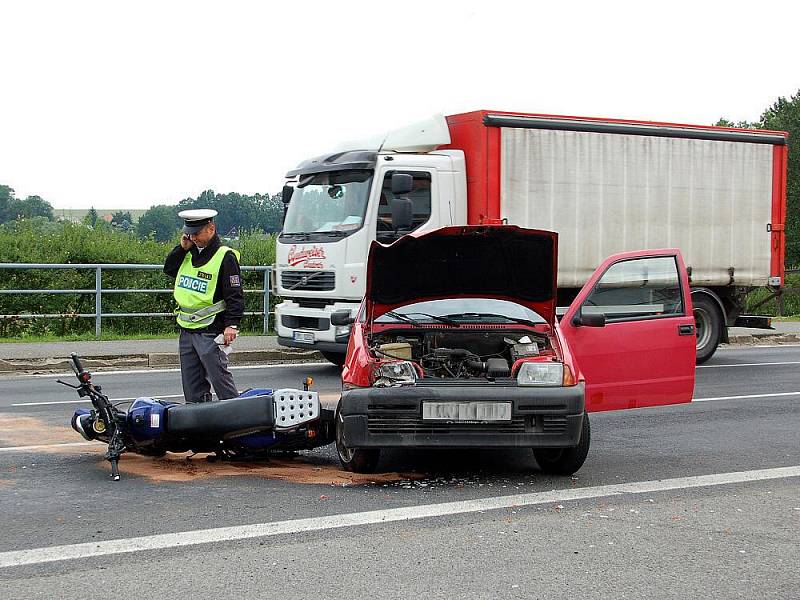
[335,408,380,473]
[321,351,346,368]
[533,412,591,475]
[693,294,722,365]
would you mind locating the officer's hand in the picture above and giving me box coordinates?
[180,234,193,251]
[223,326,238,345]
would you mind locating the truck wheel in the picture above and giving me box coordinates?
[533,413,590,475]
[321,351,346,368]
[693,295,722,364]
[335,408,380,473]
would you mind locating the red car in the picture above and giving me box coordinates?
[330,225,696,474]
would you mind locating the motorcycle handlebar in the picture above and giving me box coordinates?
[70,353,84,373]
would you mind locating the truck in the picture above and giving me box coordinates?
[275,110,789,365]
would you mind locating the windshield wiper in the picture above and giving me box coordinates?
[404,312,460,327]
[445,312,538,326]
[384,311,424,326]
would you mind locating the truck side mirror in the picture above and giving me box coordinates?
[330,310,355,326]
[281,185,294,225]
[572,311,606,327]
[391,173,414,195]
[390,198,414,231]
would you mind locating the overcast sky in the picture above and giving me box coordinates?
[1,0,798,210]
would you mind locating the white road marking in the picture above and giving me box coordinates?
[693,391,800,402]
[0,464,797,569]
[0,442,95,453]
[11,392,341,408]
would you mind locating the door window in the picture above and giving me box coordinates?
[581,256,684,322]
[376,171,432,241]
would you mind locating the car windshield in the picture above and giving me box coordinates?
[374,298,546,325]
[283,169,373,235]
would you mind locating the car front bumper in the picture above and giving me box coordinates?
[339,382,585,449]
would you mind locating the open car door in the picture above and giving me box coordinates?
[560,249,696,412]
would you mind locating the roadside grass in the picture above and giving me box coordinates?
[745,271,800,317]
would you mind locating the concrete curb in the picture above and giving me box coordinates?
[0,348,324,373]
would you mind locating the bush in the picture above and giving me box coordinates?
[0,221,279,337]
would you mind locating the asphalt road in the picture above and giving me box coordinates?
[1,345,799,599]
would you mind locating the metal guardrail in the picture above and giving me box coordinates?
[0,263,272,337]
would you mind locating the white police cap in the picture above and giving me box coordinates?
[178,209,218,234]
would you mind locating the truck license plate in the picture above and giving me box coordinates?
[293,331,315,344]
[422,402,511,422]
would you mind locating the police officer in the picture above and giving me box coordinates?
[164,209,244,403]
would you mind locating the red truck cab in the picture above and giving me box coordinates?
[332,225,696,474]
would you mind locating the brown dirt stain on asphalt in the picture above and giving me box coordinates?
[0,416,77,447]
[113,453,424,486]
[0,416,423,486]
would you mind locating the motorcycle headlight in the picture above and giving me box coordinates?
[374,361,417,387]
[516,361,564,386]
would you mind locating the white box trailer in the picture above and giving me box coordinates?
[276,110,789,364]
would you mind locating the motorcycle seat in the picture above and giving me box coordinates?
[166,394,275,436]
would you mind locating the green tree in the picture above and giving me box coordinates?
[18,195,54,220]
[137,204,181,242]
[0,185,16,223]
[176,189,284,235]
[111,210,133,231]
[84,207,99,227]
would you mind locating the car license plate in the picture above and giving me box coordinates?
[422,402,511,422]
[293,331,315,344]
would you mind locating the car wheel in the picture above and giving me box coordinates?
[321,351,346,368]
[335,408,380,473]
[533,412,591,475]
[693,295,722,365]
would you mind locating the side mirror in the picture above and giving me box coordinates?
[390,198,414,231]
[572,311,606,327]
[281,185,293,225]
[330,310,355,326]
[391,173,414,195]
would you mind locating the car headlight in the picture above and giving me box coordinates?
[516,361,563,386]
[373,361,417,387]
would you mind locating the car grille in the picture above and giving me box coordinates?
[541,416,568,433]
[281,270,335,291]
[367,416,528,435]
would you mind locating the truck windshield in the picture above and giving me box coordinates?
[282,170,373,237]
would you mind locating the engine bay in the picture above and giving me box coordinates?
[369,328,552,381]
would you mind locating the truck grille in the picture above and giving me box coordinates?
[281,270,335,291]
[367,416,527,435]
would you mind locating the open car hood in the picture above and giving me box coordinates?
[366,225,558,326]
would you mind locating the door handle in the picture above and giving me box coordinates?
[678,324,695,336]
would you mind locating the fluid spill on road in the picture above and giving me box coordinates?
[0,416,424,486]
[0,416,77,447]
[110,453,424,486]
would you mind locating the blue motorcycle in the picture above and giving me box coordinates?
[63,353,334,481]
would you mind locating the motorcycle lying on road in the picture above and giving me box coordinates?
[62,353,334,481]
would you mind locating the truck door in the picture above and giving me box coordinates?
[560,249,696,412]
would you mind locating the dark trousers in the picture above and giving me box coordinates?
[179,329,239,403]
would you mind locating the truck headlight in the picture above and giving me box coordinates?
[373,361,417,387]
[335,324,351,337]
[517,362,563,386]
